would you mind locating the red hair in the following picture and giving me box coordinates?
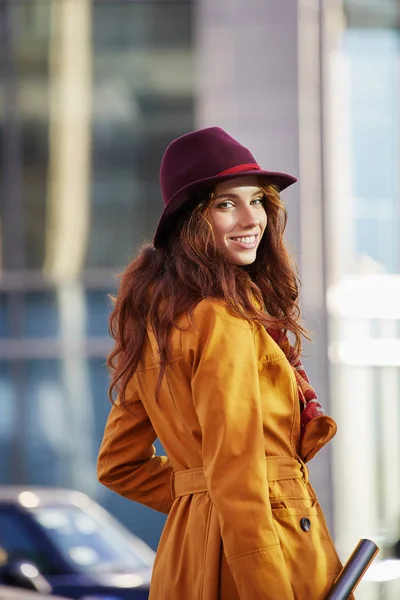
[107,182,307,407]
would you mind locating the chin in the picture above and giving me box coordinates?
[230,253,257,266]
[239,259,257,266]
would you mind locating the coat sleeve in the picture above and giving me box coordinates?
[184,301,295,600]
[97,378,173,514]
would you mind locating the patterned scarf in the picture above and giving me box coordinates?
[267,328,324,430]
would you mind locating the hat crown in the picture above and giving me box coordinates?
[160,127,256,207]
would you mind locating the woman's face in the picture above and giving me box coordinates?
[209,176,267,265]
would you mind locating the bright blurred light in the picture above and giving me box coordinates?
[18,491,40,508]
[104,573,145,588]
[363,559,400,582]
[80,596,122,600]
[20,563,39,578]
[0,548,8,566]
[329,339,400,366]
[69,545,99,566]
[327,275,400,319]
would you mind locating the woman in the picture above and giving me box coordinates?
[97,127,346,600]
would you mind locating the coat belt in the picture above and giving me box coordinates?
[171,456,308,499]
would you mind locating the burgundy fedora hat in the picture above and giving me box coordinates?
[154,127,297,247]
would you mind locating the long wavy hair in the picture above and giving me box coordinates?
[108,181,307,407]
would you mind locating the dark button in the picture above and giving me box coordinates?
[300,517,311,532]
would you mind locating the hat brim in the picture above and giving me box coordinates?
[153,169,297,248]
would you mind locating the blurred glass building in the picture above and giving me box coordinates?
[326,1,400,597]
[1,1,400,597]
[0,0,193,549]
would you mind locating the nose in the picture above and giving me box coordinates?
[238,204,261,228]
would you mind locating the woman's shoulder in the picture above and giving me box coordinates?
[179,298,253,334]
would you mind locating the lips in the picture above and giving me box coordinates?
[231,235,256,244]
[229,234,259,249]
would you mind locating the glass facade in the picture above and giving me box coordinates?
[348,29,399,273]
[0,0,193,549]
[327,1,400,597]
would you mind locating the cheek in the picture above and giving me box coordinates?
[262,212,268,231]
[210,214,230,242]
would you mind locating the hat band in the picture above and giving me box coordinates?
[217,163,261,176]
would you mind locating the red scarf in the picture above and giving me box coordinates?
[267,328,324,429]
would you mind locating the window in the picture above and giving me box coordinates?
[31,504,153,573]
[0,508,54,573]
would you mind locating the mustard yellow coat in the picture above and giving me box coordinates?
[98,299,345,600]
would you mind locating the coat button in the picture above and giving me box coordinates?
[300,517,311,532]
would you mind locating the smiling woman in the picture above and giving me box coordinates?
[97,127,349,600]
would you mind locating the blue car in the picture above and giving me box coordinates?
[0,487,154,600]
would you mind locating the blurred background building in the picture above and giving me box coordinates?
[0,0,399,598]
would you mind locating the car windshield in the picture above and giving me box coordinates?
[30,504,153,574]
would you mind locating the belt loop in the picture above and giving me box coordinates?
[298,457,309,484]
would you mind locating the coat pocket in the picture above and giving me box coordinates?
[272,506,342,600]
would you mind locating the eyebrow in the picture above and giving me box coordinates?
[214,190,263,200]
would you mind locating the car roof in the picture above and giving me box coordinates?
[0,486,91,508]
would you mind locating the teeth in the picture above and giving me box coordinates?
[233,236,256,244]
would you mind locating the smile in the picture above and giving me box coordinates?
[230,234,259,249]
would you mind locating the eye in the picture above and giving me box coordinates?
[251,196,264,205]
[216,200,234,209]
